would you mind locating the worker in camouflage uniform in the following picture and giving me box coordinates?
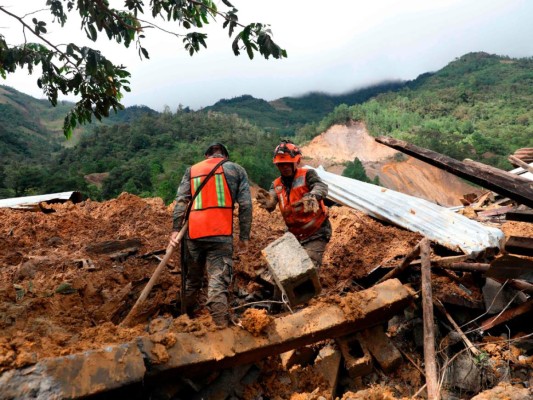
[170,143,252,327]
[256,139,331,268]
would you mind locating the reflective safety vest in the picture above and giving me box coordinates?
[273,168,328,241]
[188,158,233,239]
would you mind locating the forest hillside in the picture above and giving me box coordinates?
[0,52,531,204]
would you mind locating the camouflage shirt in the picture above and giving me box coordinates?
[173,155,252,242]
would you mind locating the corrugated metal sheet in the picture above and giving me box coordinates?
[510,162,533,181]
[310,166,505,258]
[0,191,82,209]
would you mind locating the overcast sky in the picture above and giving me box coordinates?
[1,0,532,111]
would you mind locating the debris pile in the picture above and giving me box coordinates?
[0,188,531,399]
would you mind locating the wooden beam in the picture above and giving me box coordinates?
[142,279,413,376]
[491,278,533,294]
[505,236,533,257]
[0,279,413,399]
[420,238,439,400]
[437,262,490,273]
[477,205,516,218]
[375,136,533,208]
[505,210,533,223]
[508,155,533,174]
[463,159,531,184]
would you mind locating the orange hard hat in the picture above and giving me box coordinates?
[273,140,302,164]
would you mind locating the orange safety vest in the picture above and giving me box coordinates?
[273,168,328,241]
[188,158,233,239]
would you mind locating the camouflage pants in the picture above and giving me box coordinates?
[301,237,329,268]
[183,240,233,324]
[300,218,332,268]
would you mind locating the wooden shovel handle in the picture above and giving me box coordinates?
[121,221,188,327]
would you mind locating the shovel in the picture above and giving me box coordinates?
[120,221,188,327]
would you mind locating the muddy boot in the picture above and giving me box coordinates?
[183,297,200,318]
[209,302,229,328]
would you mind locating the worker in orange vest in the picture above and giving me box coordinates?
[256,139,331,268]
[171,143,252,327]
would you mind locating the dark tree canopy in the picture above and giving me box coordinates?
[0,0,287,137]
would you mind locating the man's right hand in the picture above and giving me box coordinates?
[256,188,277,210]
[169,230,180,247]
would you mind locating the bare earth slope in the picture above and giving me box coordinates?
[301,121,480,206]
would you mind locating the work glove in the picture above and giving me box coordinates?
[256,188,277,210]
[293,194,319,213]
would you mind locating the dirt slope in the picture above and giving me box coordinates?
[301,121,480,206]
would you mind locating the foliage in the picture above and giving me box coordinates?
[206,82,405,137]
[2,52,532,203]
[342,157,378,185]
[0,0,286,137]
[2,107,281,203]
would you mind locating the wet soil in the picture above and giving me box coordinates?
[0,193,421,374]
[0,192,531,399]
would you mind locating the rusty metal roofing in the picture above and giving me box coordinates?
[310,166,505,258]
[0,191,82,209]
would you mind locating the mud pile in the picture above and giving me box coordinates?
[1,193,531,399]
[0,193,419,372]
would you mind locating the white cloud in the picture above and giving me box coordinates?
[1,0,532,110]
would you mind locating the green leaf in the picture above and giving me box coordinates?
[88,25,97,41]
[55,282,77,294]
[246,44,254,59]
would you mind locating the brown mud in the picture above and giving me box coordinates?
[0,192,531,399]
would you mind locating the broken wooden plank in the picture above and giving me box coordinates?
[508,155,533,174]
[505,236,533,257]
[85,238,142,255]
[480,298,533,331]
[477,205,516,218]
[375,136,533,209]
[420,238,439,400]
[487,254,533,281]
[471,191,492,209]
[463,158,531,184]
[437,262,490,273]
[142,279,413,376]
[505,209,533,223]
[434,300,480,357]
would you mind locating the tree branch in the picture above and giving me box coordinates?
[0,5,79,71]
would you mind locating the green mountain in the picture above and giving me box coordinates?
[297,52,533,170]
[0,85,66,163]
[205,81,405,135]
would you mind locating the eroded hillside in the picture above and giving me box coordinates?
[301,121,480,206]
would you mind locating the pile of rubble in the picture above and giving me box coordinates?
[0,141,532,399]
